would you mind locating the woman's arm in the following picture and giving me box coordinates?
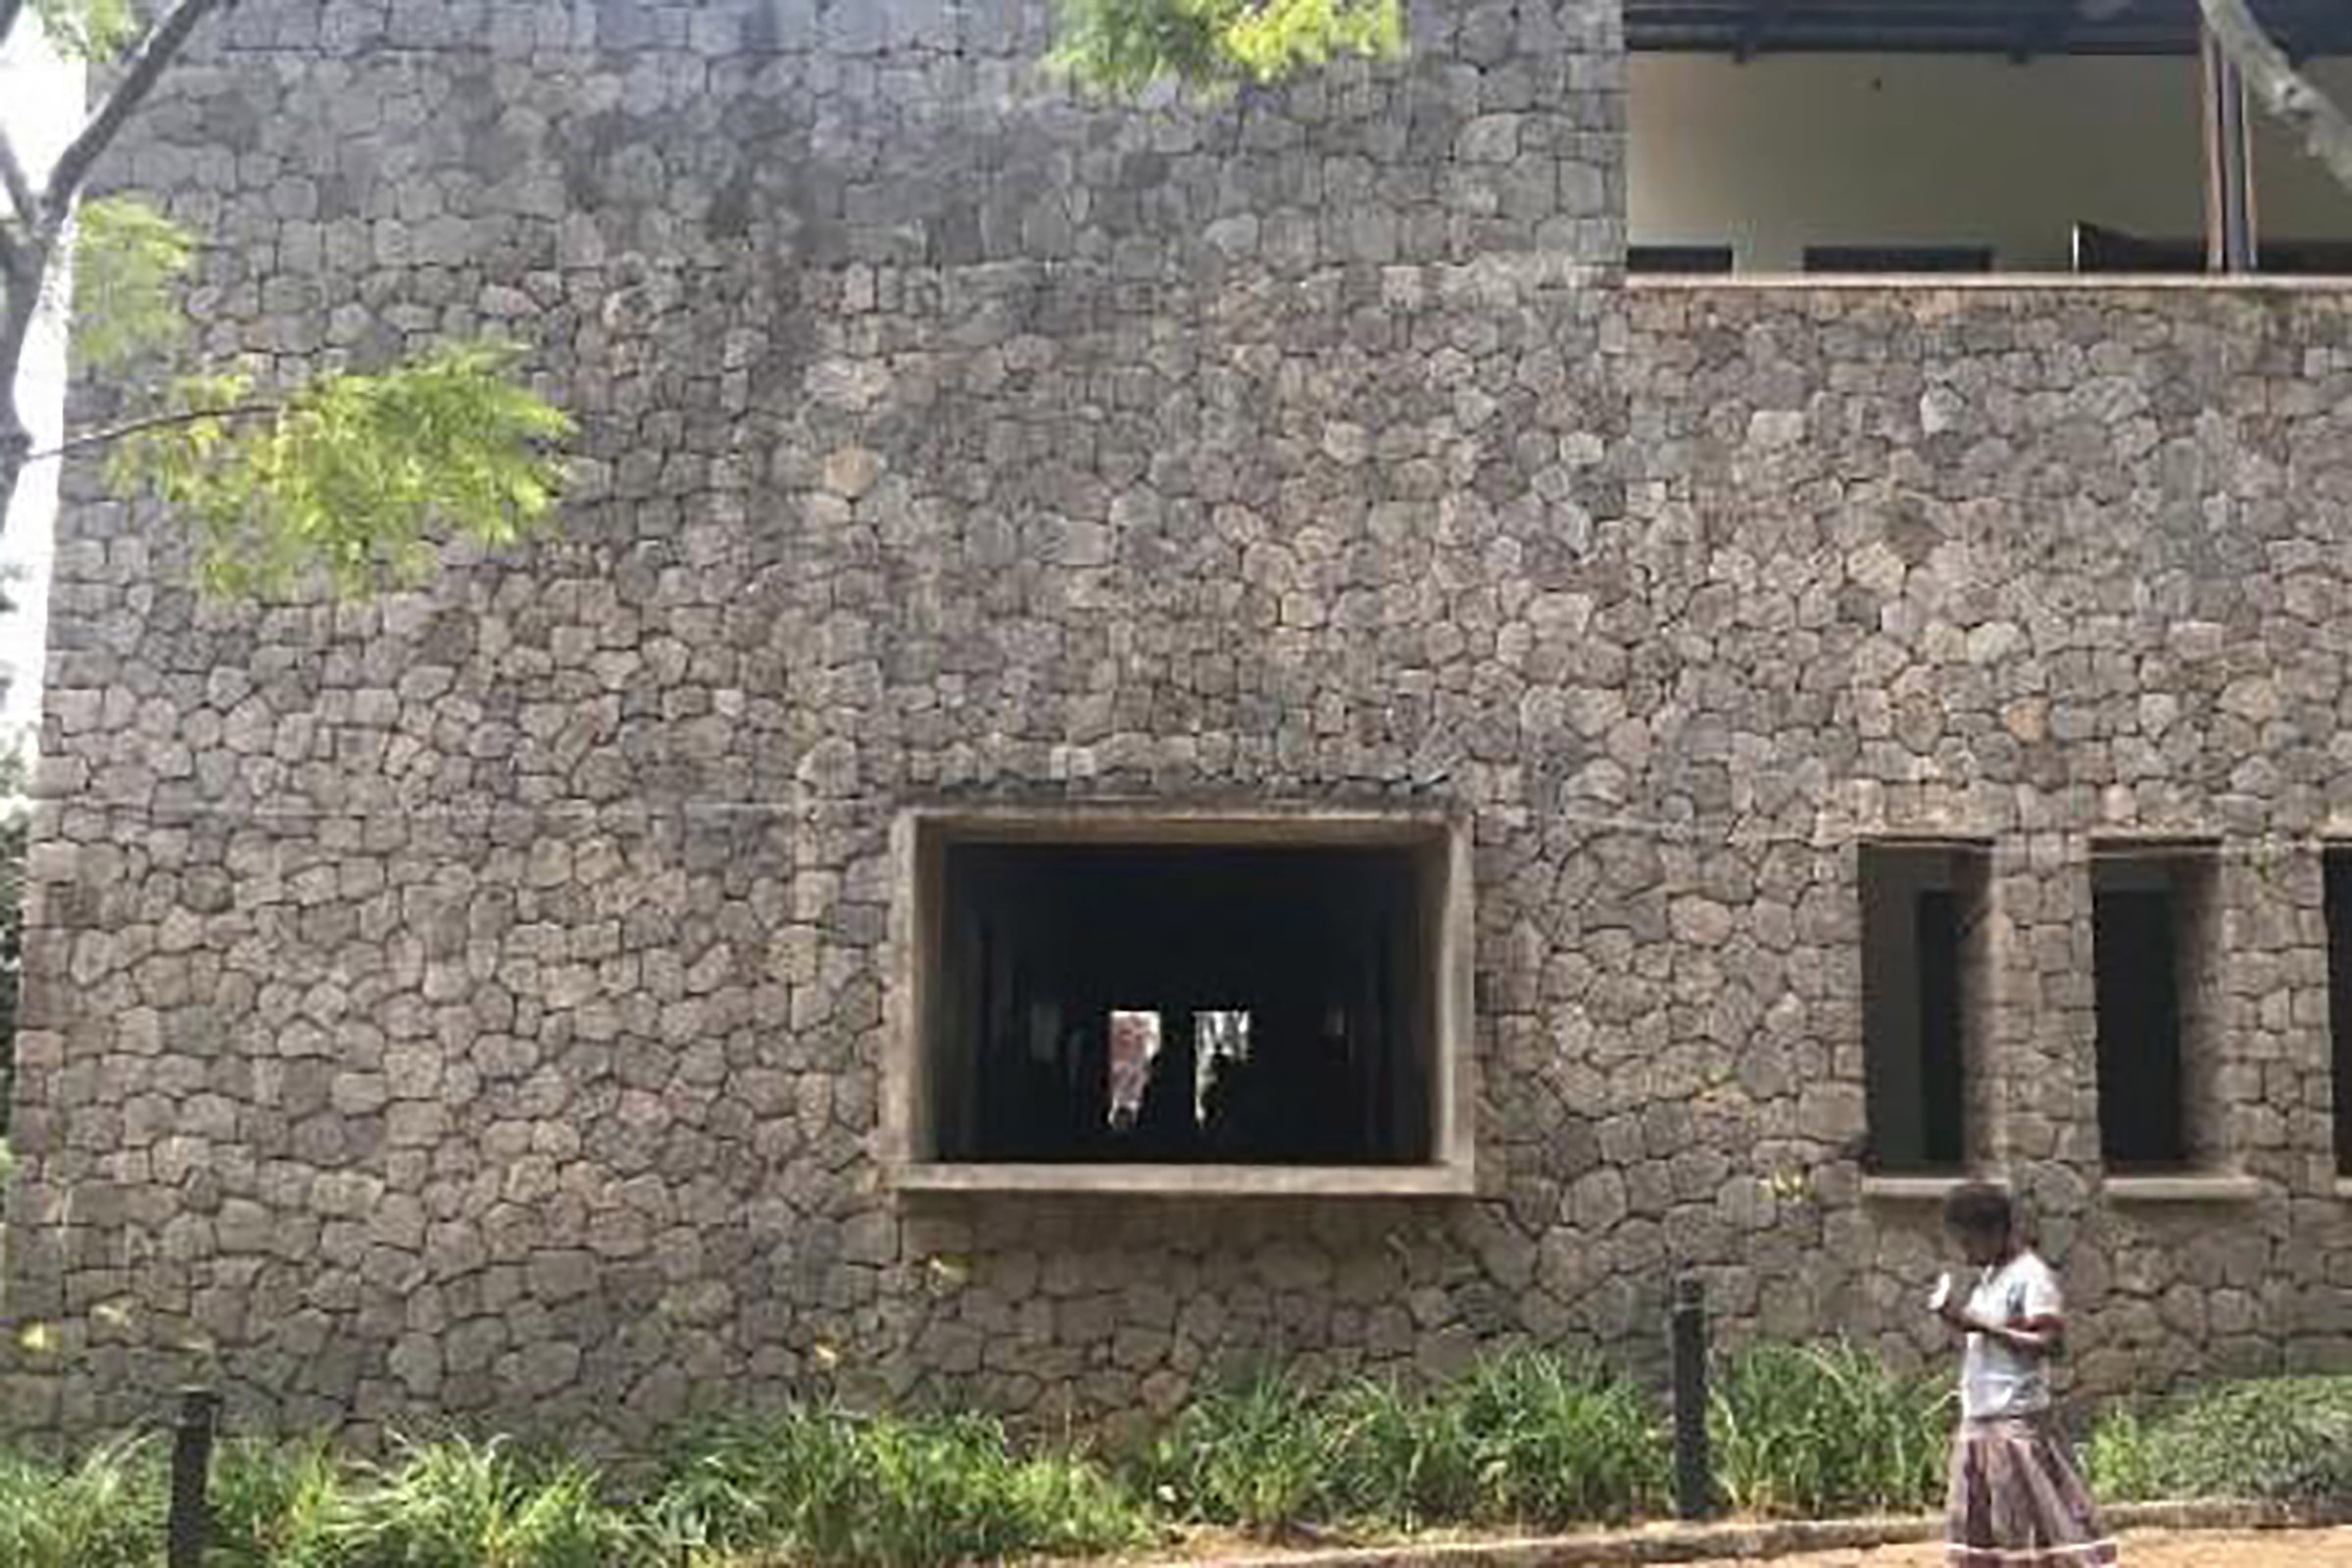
[1941,1305,2064,1356]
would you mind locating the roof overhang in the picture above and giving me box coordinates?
[1627,0,2352,60]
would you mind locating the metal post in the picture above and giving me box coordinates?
[167,1387,221,1568]
[1669,1275,1713,1522]
[2202,24,2258,273]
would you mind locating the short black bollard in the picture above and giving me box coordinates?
[167,1387,222,1568]
[1669,1275,1713,1522]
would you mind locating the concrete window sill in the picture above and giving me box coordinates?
[2100,1173,2265,1203]
[1860,1173,1996,1201]
[892,1162,1477,1200]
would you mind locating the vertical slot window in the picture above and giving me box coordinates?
[2091,845,2221,1173]
[2326,850,2352,1177]
[1860,842,1989,1173]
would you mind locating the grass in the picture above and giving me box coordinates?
[336,1435,647,1568]
[2084,1376,2352,1507]
[0,1436,164,1568]
[648,1404,1152,1568]
[208,1439,347,1568]
[5,1359,2349,1564]
[1132,1350,1669,1536]
[1708,1340,1954,1518]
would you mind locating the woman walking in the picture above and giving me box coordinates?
[1936,1182,2118,1568]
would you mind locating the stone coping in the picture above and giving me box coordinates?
[1145,1501,2347,1568]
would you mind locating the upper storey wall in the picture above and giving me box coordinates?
[123,0,1624,309]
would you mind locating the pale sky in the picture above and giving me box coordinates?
[1,22,85,751]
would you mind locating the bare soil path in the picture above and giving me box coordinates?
[1742,1526,2352,1566]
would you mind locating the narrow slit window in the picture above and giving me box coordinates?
[2326,850,2352,1177]
[2091,847,2221,1173]
[1860,843,1988,1173]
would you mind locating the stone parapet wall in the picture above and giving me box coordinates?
[3,1,2348,1446]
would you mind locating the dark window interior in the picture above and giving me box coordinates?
[2075,222,2352,275]
[1860,844,1984,1172]
[1630,244,1735,274]
[925,841,1437,1165]
[2327,851,2352,1176]
[1804,244,1995,273]
[2092,872,2193,1170]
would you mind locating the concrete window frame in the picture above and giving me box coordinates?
[2088,836,2232,1184]
[883,805,1478,1199]
[1856,836,1999,1180]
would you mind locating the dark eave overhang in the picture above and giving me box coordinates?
[1627,0,2352,60]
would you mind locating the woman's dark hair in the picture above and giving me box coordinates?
[1941,1181,2014,1238]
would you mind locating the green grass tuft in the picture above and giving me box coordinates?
[0,1436,165,1568]
[1709,1340,1954,1518]
[336,1434,649,1568]
[2085,1376,2352,1506]
[1133,1351,1668,1535]
[649,1404,1152,1568]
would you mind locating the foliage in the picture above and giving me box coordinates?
[0,4,576,604]
[1452,1348,1670,1527]
[1133,1351,1668,1535]
[208,1439,350,1568]
[0,1436,163,1568]
[67,198,196,373]
[333,1435,648,1568]
[1051,0,1404,94]
[109,342,574,597]
[647,1405,1152,1568]
[11,1367,2352,1566]
[29,0,141,61]
[1708,1341,1954,1518]
[2084,1377,2352,1506]
[2081,1404,2166,1505]
[1133,1372,1336,1532]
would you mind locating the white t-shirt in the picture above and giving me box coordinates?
[1959,1250,2062,1421]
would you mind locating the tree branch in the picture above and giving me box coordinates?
[24,401,277,464]
[42,0,224,221]
[0,2,25,49]
[2200,0,2352,195]
[0,125,41,235]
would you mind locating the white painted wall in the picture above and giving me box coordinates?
[1632,54,2352,271]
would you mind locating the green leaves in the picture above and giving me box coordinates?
[1050,0,1405,95]
[1707,1341,1955,1518]
[66,196,195,371]
[2085,1376,2352,1506]
[110,341,575,598]
[28,0,143,62]
[61,210,572,598]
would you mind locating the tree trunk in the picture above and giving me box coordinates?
[2198,0,2352,195]
[0,267,39,528]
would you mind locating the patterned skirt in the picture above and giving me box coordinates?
[1945,1414,2120,1567]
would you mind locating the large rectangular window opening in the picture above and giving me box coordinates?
[895,811,1473,1195]
[1628,2,2352,276]
[2325,849,2352,1177]
[1860,842,1992,1174]
[2091,844,2223,1173]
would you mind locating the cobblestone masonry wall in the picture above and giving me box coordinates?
[3,0,2348,1446]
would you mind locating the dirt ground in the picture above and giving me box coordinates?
[1744,1526,2352,1566]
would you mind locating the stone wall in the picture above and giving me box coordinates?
[3,0,2349,1446]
